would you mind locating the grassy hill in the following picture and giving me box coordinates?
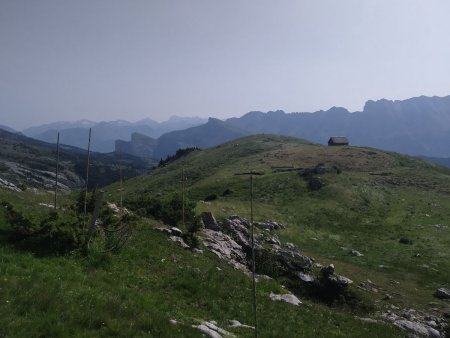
[1,134,449,337]
[108,134,450,313]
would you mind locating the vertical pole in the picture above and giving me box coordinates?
[250,173,258,338]
[182,166,185,229]
[119,151,123,210]
[83,128,92,230]
[54,132,60,209]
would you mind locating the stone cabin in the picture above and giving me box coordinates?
[328,136,349,146]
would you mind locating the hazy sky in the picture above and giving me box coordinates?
[1,0,450,129]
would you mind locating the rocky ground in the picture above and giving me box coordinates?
[156,213,450,338]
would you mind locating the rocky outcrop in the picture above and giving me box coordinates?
[201,212,221,231]
[254,220,285,231]
[115,132,157,159]
[200,214,354,305]
[382,308,445,338]
[202,229,248,272]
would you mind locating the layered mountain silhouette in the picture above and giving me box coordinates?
[8,94,450,160]
[226,95,450,157]
[22,116,207,153]
[115,118,249,160]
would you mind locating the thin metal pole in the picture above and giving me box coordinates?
[119,151,123,210]
[54,132,60,209]
[83,128,92,230]
[182,166,185,229]
[250,173,258,338]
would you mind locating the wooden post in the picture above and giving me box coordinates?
[182,166,185,229]
[54,132,60,209]
[250,172,258,338]
[235,170,258,337]
[83,128,92,230]
[85,191,104,247]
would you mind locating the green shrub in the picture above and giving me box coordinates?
[399,237,413,245]
[204,194,218,201]
[2,201,83,255]
[124,193,196,228]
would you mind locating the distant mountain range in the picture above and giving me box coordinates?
[226,95,450,157]
[21,116,207,153]
[3,94,450,160]
[115,118,249,160]
[114,95,450,160]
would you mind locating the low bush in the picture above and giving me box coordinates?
[1,201,83,254]
[399,237,413,245]
[124,193,196,228]
[204,194,218,201]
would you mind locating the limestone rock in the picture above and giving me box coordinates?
[266,235,281,246]
[222,216,251,250]
[202,229,248,272]
[382,309,445,338]
[434,288,450,299]
[392,319,440,337]
[286,242,296,250]
[298,272,315,284]
[351,249,364,257]
[168,236,190,249]
[170,227,182,236]
[228,320,255,329]
[194,321,235,338]
[269,292,302,306]
[276,249,313,271]
[255,220,285,231]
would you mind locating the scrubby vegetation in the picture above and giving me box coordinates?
[158,147,200,167]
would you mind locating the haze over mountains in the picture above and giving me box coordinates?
[226,95,450,157]
[116,95,450,160]
[21,116,207,153]
[4,95,450,160]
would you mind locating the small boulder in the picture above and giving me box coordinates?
[169,236,190,249]
[228,320,255,329]
[392,319,440,338]
[434,288,450,299]
[351,249,364,257]
[170,227,182,236]
[298,272,315,284]
[286,242,296,250]
[194,321,235,338]
[269,292,302,306]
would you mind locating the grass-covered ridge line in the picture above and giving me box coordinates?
[108,134,450,311]
[1,134,449,336]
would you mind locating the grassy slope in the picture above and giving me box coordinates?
[1,134,449,336]
[108,135,450,312]
[0,202,401,337]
